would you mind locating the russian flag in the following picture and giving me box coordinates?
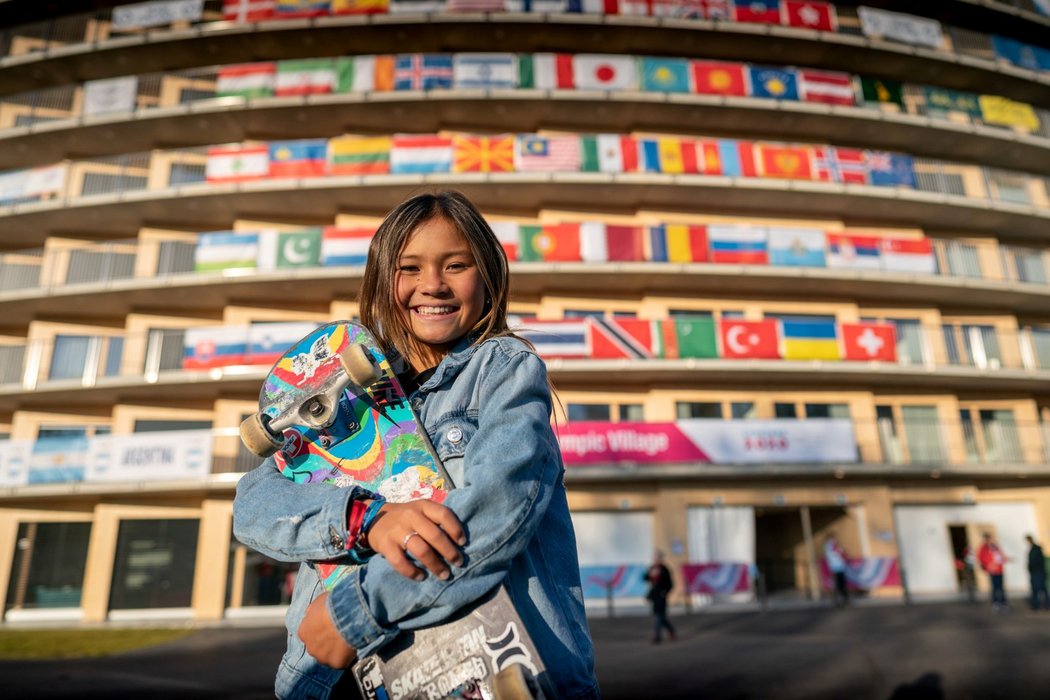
[183,326,249,369]
[708,224,768,264]
[321,227,373,266]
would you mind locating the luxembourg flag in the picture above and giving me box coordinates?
[183,326,249,369]
[511,318,590,358]
[321,227,373,266]
[390,134,454,174]
[708,224,768,264]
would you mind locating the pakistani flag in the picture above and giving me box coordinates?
[257,229,323,269]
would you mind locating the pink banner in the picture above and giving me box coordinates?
[681,562,751,594]
[820,557,901,590]
[557,422,710,465]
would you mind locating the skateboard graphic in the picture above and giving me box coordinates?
[241,321,548,700]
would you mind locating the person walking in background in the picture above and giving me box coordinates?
[978,533,1009,612]
[644,550,675,644]
[1025,535,1048,611]
[824,533,849,607]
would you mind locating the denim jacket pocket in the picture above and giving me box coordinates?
[430,410,478,463]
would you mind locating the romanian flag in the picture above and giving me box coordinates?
[647,224,707,263]
[452,134,515,173]
[328,136,391,175]
[758,144,813,180]
[779,317,840,361]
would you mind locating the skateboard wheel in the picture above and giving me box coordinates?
[240,413,284,458]
[340,344,382,388]
[493,665,536,700]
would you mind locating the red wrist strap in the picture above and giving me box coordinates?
[346,499,368,551]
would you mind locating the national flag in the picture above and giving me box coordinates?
[451,134,515,172]
[321,227,373,266]
[257,228,323,269]
[394,54,454,90]
[579,222,646,262]
[672,317,719,358]
[390,134,453,174]
[579,134,640,173]
[572,54,639,91]
[748,66,799,100]
[779,316,839,360]
[216,63,276,98]
[275,0,330,17]
[732,0,780,24]
[515,135,582,171]
[388,0,448,12]
[708,225,768,264]
[647,224,707,263]
[811,146,867,184]
[331,0,389,12]
[194,231,260,272]
[205,144,269,182]
[991,35,1049,72]
[334,56,396,92]
[446,0,505,9]
[978,95,1040,132]
[826,233,881,270]
[518,54,575,89]
[589,318,660,359]
[223,0,277,22]
[717,139,759,177]
[504,0,567,10]
[245,322,318,365]
[183,326,249,369]
[452,53,518,89]
[268,139,328,178]
[923,87,981,117]
[719,319,779,359]
[688,0,731,18]
[640,137,701,174]
[640,57,691,93]
[841,322,896,362]
[521,223,581,262]
[489,221,520,260]
[691,60,749,96]
[513,318,589,358]
[797,69,855,105]
[328,136,392,175]
[757,144,813,180]
[880,237,935,274]
[768,227,825,267]
[866,151,916,188]
[859,76,904,107]
[275,59,337,95]
[694,139,723,175]
[782,1,835,31]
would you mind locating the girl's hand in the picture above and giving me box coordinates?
[299,593,358,669]
[366,500,466,581]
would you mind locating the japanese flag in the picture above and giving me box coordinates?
[572,54,639,91]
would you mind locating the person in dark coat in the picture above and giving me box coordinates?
[1026,535,1048,611]
[644,549,676,644]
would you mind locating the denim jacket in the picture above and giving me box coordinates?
[233,335,600,700]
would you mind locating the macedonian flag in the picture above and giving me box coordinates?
[452,134,516,173]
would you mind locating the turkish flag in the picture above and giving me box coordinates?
[719,319,780,359]
[842,323,897,362]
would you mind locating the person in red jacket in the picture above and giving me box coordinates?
[977,533,1009,612]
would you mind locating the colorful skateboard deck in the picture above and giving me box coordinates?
[245,321,548,699]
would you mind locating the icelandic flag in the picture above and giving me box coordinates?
[183,326,249,369]
[708,224,768,264]
[748,66,799,100]
[826,233,881,270]
[246,322,317,365]
[321,227,373,266]
[511,318,590,358]
[194,231,260,272]
[779,316,839,360]
[394,54,454,90]
[866,151,916,188]
[768,227,826,267]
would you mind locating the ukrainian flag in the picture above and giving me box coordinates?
[780,317,840,360]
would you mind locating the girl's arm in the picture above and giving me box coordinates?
[322,345,562,657]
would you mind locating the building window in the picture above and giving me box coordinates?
[1006,247,1048,284]
[901,406,944,463]
[226,546,298,608]
[618,404,645,421]
[168,162,206,186]
[890,319,926,365]
[979,409,1022,464]
[80,173,148,196]
[563,309,605,319]
[805,404,850,419]
[156,241,197,275]
[567,403,611,422]
[935,240,981,278]
[178,88,216,104]
[676,402,722,419]
[109,519,200,610]
[48,335,91,381]
[4,522,91,612]
[1030,328,1050,369]
[64,248,135,286]
[943,324,1003,369]
[731,402,756,419]
[774,403,798,419]
[133,420,212,433]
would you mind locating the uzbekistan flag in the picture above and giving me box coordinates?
[708,224,768,264]
[194,231,260,272]
[648,224,707,263]
[321,227,373,266]
[779,316,840,360]
[328,136,392,175]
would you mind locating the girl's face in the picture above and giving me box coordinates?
[395,216,486,369]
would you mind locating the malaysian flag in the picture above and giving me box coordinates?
[514,135,583,171]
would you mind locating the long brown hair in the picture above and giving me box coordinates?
[358,190,512,364]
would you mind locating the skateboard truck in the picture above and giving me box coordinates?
[240,343,383,458]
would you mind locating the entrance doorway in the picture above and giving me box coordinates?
[754,505,850,601]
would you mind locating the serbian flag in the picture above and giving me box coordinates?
[758,144,813,180]
[797,69,855,105]
[708,224,768,263]
[827,233,881,270]
[732,0,780,24]
[719,319,780,359]
[842,322,896,362]
[691,60,749,96]
[781,0,836,31]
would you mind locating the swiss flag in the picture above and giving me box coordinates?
[782,1,836,32]
[720,319,780,359]
[842,323,897,362]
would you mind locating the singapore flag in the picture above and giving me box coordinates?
[719,319,780,359]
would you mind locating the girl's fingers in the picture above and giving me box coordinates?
[410,517,464,570]
[379,536,425,581]
[420,500,467,546]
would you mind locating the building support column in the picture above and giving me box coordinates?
[800,505,819,601]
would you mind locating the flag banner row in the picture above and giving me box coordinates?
[579,564,649,599]
[182,322,319,368]
[204,133,921,187]
[819,557,901,590]
[557,418,858,464]
[681,563,752,595]
[192,221,936,276]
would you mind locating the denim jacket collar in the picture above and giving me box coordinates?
[418,332,482,392]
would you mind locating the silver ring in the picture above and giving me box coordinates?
[401,531,420,549]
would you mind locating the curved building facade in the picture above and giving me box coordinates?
[1,0,1049,623]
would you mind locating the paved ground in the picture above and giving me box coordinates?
[1,600,1049,699]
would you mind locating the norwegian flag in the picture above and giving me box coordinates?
[223,0,277,21]
[812,146,868,184]
[393,54,454,90]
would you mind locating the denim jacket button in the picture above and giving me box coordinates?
[446,426,463,444]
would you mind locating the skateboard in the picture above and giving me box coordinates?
[240,321,548,700]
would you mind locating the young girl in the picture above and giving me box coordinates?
[233,191,600,700]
